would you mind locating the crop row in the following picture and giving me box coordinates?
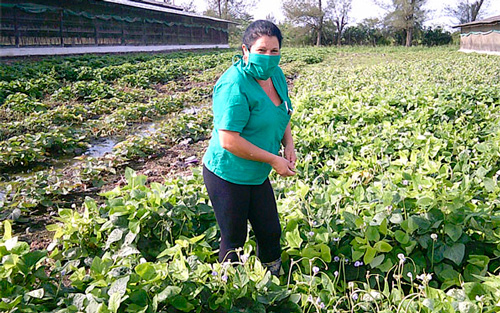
[6,47,497,312]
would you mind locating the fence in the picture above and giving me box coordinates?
[0,1,229,48]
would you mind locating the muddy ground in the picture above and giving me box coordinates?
[14,138,209,251]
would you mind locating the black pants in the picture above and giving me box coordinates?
[203,165,282,263]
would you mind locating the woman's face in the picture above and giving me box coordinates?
[242,35,280,61]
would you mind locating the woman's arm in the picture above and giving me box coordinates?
[281,122,296,170]
[219,130,295,177]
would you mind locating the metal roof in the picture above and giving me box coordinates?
[453,15,500,28]
[102,0,234,23]
[128,0,183,11]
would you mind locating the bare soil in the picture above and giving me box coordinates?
[15,138,210,251]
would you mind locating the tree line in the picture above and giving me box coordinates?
[172,0,491,47]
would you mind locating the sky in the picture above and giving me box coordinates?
[171,0,500,29]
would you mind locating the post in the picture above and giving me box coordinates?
[14,7,20,47]
[121,21,125,45]
[94,19,98,45]
[142,19,146,45]
[190,18,193,44]
[60,9,64,46]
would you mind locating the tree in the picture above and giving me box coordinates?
[282,0,325,46]
[446,0,489,24]
[422,27,452,46]
[380,0,427,47]
[204,0,256,47]
[204,0,255,20]
[326,0,352,46]
[179,0,197,13]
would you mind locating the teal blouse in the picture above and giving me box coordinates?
[202,57,292,185]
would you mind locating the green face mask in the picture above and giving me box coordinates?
[242,53,281,80]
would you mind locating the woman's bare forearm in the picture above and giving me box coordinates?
[281,122,294,148]
[219,130,278,164]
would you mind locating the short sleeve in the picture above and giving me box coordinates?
[212,81,250,133]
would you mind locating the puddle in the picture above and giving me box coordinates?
[182,107,200,114]
[84,138,118,158]
[0,106,207,203]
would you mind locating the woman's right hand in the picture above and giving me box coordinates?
[271,156,295,177]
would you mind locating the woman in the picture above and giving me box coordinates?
[202,20,296,276]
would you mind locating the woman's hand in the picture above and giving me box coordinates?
[271,155,295,177]
[284,144,296,170]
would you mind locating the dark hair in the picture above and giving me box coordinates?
[242,20,283,50]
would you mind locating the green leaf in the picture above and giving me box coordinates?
[129,289,148,308]
[156,286,181,303]
[417,196,434,207]
[3,220,12,239]
[374,241,393,253]
[406,216,419,234]
[390,214,403,224]
[0,295,22,310]
[171,295,195,312]
[107,276,129,297]
[370,254,385,268]
[366,226,380,242]
[108,292,122,313]
[364,246,377,264]
[301,246,320,259]
[135,263,157,281]
[26,288,44,299]
[395,230,410,244]
[105,228,123,250]
[285,226,303,249]
[444,224,463,242]
[352,250,364,261]
[319,244,332,263]
[483,177,496,192]
[379,218,388,235]
[443,243,465,265]
[128,219,140,234]
[23,250,47,268]
[467,255,489,269]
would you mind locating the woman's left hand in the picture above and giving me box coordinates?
[284,144,297,170]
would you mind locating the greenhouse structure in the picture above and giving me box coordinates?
[0,0,231,56]
[453,15,500,55]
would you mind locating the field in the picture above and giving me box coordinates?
[1,46,500,312]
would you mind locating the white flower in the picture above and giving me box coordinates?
[362,291,382,301]
[475,295,484,302]
[334,271,339,277]
[407,272,413,279]
[431,233,438,241]
[312,266,320,275]
[240,254,249,263]
[221,274,228,282]
[417,273,433,285]
[422,298,434,310]
[398,253,406,264]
